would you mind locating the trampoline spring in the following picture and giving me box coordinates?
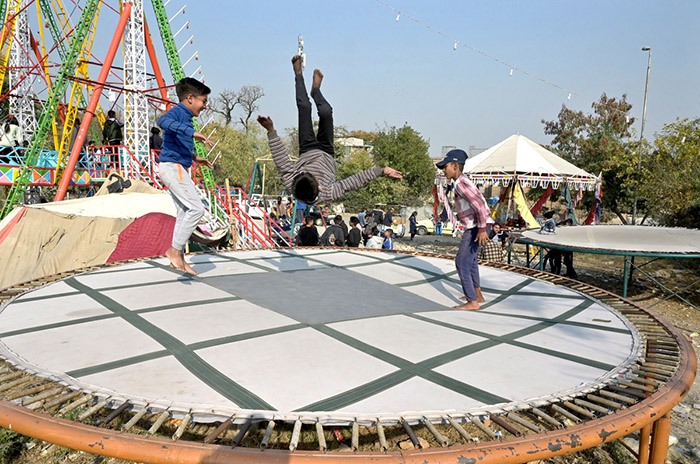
[422,417,448,447]
[315,422,327,452]
[573,398,610,415]
[645,351,679,361]
[506,413,542,433]
[608,385,647,400]
[231,418,252,447]
[43,390,81,410]
[122,406,149,432]
[647,347,679,355]
[599,390,638,405]
[471,416,497,439]
[0,371,23,384]
[561,401,596,420]
[6,381,52,401]
[550,404,581,423]
[617,380,655,393]
[634,368,671,380]
[100,400,131,426]
[203,417,232,444]
[57,394,92,416]
[289,419,302,451]
[642,361,677,373]
[147,410,171,435]
[172,413,192,441]
[23,387,64,408]
[530,408,562,428]
[400,418,421,448]
[351,419,359,452]
[0,376,33,394]
[447,417,476,443]
[77,397,110,422]
[490,415,520,437]
[642,357,677,368]
[260,420,276,449]
[586,394,622,410]
[627,374,663,387]
[376,419,388,452]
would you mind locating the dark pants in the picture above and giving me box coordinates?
[296,74,334,156]
[456,227,480,301]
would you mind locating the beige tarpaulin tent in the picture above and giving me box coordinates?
[0,181,175,290]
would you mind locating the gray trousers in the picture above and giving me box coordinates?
[159,162,205,250]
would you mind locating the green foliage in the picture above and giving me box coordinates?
[338,124,433,211]
[641,118,700,227]
[211,122,270,189]
[542,94,638,222]
[0,428,28,464]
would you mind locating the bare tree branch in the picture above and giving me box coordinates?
[210,89,239,126]
[236,85,265,132]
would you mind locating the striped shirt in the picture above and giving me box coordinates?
[453,174,491,232]
[267,132,383,205]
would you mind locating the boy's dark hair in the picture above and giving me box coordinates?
[349,216,359,226]
[107,110,116,118]
[333,215,343,225]
[543,210,555,219]
[175,77,211,101]
[385,229,393,236]
[456,162,465,171]
[292,172,319,205]
[370,227,379,236]
[150,127,160,135]
[305,216,315,225]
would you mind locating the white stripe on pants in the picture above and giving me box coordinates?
[159,162,205,250]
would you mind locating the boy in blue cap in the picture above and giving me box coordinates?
[158,77,214,274]
[436,149,491,310]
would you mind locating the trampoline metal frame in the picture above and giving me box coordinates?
[514,236,700,311]
[0,249,696,464]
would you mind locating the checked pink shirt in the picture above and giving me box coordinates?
[453,174,492,232]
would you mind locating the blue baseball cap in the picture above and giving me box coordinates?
[436,148,468,168]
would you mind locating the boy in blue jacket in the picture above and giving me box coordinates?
[158,77,214,274]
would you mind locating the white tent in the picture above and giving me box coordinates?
[464,134,598,191]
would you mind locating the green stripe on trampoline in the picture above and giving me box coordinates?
[300,324,511,412]
[298,299,599,412]
[409,300,618,371]
[0,296,241,339]
[12,290,82,303]
[63,278,275,410]
[66,323,305,378]
[475,310,630,334]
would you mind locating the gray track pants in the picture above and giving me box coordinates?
[159,162,205,250]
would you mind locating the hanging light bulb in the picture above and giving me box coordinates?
[453,41,458,50]
[395,13,400,22]
[681,136,686,143]
[567,93,572,100]
[509,68,513,76]
[625,116,629,123]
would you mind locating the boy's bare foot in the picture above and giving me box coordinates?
[475,287,486,303]
[312,68,323,89]
[292,55,303,75]
[182,261,198,275]
[454,301,480,310]
[165,247,186,272]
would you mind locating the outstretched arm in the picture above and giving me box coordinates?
[330,166,403,200]
[258,115,296,190]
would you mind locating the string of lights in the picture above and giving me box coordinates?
[373,0,663,131]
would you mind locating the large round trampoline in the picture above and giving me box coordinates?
[0,248,695,464]
[0,248,642,423]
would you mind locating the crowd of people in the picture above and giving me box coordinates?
[296,213,395,250]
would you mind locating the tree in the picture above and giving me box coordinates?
[337,124,433,210]
[640,118,700,227]
[209,89,239,126]
[210,122,268,188]
[209,85,265,131]
[236,85,264,132]
[542,94,638,223]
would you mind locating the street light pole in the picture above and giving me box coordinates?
[631,47,652,225]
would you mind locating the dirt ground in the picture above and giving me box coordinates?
[2,234,699,464]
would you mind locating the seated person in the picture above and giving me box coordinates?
[297,216,319,246]
[366,227,384,249]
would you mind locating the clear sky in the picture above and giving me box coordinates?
[102,1,700,156]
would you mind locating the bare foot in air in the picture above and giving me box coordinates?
[165,247,186,272]
[312,68,324,89]
[292,55,303,75]
[454,301,481,311]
